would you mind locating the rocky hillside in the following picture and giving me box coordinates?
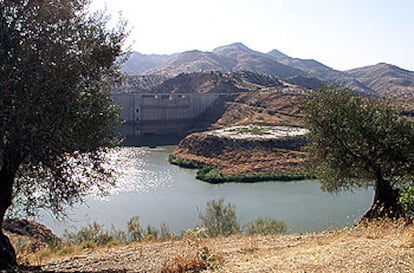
[267,51,375,96]
[172,126,307,178]
[347,63,414,99]
[121,52,173,75]
[122,42,414,99]
[116,71,296,94]
[155,71,285,94]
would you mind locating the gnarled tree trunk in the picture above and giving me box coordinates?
[363,171,403,219]
[0,164,17,269]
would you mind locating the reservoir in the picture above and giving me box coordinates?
[40,146,374,236]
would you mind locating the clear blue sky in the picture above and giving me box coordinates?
[91,0,414,71]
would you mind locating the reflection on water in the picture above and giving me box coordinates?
[40,146,373,236]
[109,147,173,194]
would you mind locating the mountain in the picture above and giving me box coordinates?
[145,43,306,80]
[121,43,414,99]
[121,71,294,95]
[121,52,173,75]
[267,49,290,61]
[145,50,231,75]
[347,63,414,98]
[212,43,307,79]
[266,51,374,95]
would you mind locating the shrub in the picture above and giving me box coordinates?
[196,166,224,183]
[159,223,176,241]
[199,199,240,237]
[144,225,159,241]
[168,155,205,169]
[63,222,113,246]
[246,218,287,235]
[399,185,414,217]
[127,216,144,242]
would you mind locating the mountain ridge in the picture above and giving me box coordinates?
[123,43,414,99]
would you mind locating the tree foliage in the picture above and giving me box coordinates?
[303,84,414,218]
[0,0,127,267]
[0,0,127,216]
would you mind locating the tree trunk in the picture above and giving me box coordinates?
[363,171,403,219]
[0,165,17,269]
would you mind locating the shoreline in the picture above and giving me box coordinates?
[169,125,309,183]
[169,155,308,183]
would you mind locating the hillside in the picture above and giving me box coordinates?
[170,90,308,182]
[212,43,307,79]
[122,42,414,99]
[30,220,414,272]
[347,63,414,99]
[121,52,173,75]
[171,126,307,182]
[154,71,284,94]
[145,50,231,75]
[267,52,375,96]
[118,71,296,95]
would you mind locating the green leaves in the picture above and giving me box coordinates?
[1,0,127,217]
[303,84,414,192]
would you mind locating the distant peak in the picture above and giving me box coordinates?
[229,42,250,49]
[377,62,392,67]
[368,62,404,71]
[213,42,253,52]
[181,49,203,54]
[267,49,290,60]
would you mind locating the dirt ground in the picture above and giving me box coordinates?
[40,220,414,273]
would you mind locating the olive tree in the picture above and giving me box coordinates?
[0,0,127,268]
[303,84,414,220]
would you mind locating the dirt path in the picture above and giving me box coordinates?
[41,221,414,273]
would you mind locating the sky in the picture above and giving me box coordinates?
[90,0,414,71]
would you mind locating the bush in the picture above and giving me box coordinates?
[196,166,224,183]
[159,223,176,241]
[199,199,240,237]
[168,155,205,169]
[246,218,287,235]
[127,216,144,242]
[197,168,307,183]
[63,222,113,246]
[399,185,414,217]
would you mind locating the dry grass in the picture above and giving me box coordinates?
[160,246,223,273]
[39,219,414,272]
[173,134,307,177]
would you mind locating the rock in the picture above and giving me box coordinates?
[4,218,60,251]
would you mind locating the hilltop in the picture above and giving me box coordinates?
[122,42,414,100]
[347,62,414,99]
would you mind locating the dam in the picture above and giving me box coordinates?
[112,92,219,143]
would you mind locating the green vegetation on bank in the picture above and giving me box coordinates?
[168,154,205,169]
[14,199,286,265]
[169,154,307,183]
[197,165,308,183]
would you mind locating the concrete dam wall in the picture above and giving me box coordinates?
[112,92,219,138]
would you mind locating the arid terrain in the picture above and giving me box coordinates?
[14,220,413,273]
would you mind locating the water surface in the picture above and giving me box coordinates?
[40,146,373,235]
